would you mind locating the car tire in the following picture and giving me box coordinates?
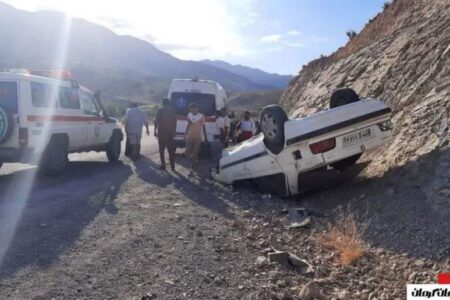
[329,88,360,109]
[260,105,288,154]
[330,88,362,170]
[106,132,122,162]
[0,105,14,145]
[41,137,69,176]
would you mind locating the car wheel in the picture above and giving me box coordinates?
[0,105,14,145]
[260,105,288,154]
[41,137,69,176]
[330,88,362,170]
[329,87,360,109]
[106,132,122,162]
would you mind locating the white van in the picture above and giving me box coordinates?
[168,78,227,147]
[0,70,123,175]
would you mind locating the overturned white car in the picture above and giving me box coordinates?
[212,88,392,196]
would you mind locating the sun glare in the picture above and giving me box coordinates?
[0,14,73,268]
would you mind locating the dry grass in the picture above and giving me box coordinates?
[318,210,365,265]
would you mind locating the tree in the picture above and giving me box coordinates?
[346,30,357,40]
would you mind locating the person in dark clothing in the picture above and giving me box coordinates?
[154,98,177,171]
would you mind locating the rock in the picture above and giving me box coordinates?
[242,210,253,218]
[298,281,326,300]
[276,279,287,288]
[141,293,157,300]
[268,271,281,283]
[280,290,293,300]
[337,290,351,300]
[268,251,313,273]
[408,272,418,282]
[414,260,425,268]
[255,256,268,268]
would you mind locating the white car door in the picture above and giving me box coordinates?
[79,89,105,147]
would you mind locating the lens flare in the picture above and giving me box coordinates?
[0,14,72,268]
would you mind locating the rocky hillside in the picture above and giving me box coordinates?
[281,0,449,200]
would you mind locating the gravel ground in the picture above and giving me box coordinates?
[0,136,449,299]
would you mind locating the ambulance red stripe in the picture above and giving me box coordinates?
[27,115,105,122]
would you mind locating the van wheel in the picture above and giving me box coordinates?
[260,105,288,154]
[106,133,122,162]
[330,88,362,170]
[41,137,68,176]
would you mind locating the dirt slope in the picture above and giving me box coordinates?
[281,0,449,204]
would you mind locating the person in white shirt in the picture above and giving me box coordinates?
[236,111,256,143]
[123,103,149,160]
[185,103,207,173]
[210,110,225,168]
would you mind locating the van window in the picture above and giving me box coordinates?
[170,92,216,116]
[58,87,80,110]
[80,90,99,116]
[0,81,18,113]
[31,82,57,108]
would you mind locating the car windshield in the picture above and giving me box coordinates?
[170,92,216,116]
[0,81,18,113]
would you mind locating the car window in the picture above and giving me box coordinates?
[31,82,57,108]
[170,92,216,116]
[58,86,80,110]
[0,81,18,113]
[80,90,99,116]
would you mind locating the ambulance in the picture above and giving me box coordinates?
[168,78,227,147]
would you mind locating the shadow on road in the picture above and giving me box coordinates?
[0,160,132,279]
[133,155,235,220]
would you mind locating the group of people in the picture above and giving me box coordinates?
[122,99,257,175]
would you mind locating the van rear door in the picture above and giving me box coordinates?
[0,81,19,147]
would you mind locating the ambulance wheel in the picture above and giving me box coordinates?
[0,105,14,144]
[329,88,360,108]
[41,136,69,176]
[260,105,288,154]
[330,88,361,170]
[107,132,122,162]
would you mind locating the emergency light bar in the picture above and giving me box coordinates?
[30,70,72,80]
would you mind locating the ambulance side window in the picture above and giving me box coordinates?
[31,82,57,108]
[58,86,80,110]
[80,91,99,116]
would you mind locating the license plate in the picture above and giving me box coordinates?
[342,128,372,147]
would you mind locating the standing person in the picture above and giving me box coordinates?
[221,107,230,147]
[236,111,256,143]
[154,98,177,171]
[210,110,225,169]
[185,103,207,174]
[123,103,149,160]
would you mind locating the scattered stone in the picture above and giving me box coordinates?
[414,260,425,268]
[298,281,326,300]
[141,293,157,300]
[242,210,253,218]
[276,279,287,288]
[255,256,268,268]
[337,290,351,300]
[268,251,313,273]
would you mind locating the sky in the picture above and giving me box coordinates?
[3,0,387,75]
